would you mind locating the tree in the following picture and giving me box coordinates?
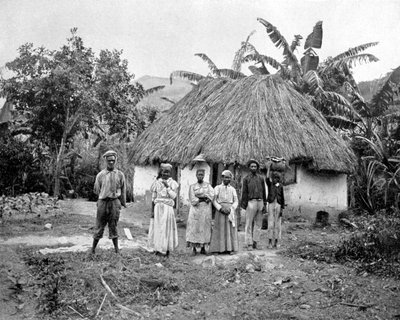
[169,31,255,84]
[244,18,379,129]
[1,29,148,197]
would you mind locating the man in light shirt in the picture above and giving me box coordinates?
[91,150,126,254]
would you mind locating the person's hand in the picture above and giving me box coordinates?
[162,180,169,188]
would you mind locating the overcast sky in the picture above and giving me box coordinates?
[1,0,399,82]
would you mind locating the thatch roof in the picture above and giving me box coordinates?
[130,75,355,173]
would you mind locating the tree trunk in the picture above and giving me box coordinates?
[54,129,68,197]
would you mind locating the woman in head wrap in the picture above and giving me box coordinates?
[209,170,239,254]
[150,163,179,257]
[186,168,215,255]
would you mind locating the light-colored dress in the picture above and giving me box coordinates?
[209,183,239,253]
[186,182,214,248]
[151,178,179,254]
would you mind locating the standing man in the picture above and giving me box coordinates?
[241,159,267,251]
[91,150,126,254]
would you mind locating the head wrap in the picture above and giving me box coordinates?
[103,150,117,160]
[160,163,173,172]
[221,170,233,178]
[247,159,260,168]
[272,171,282,179]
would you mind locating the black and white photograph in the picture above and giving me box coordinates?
[1,0,400,319]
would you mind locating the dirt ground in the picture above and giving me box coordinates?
[1,199,400,320]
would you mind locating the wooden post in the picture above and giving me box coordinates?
[234,165,242,229]
[176,166,181,218]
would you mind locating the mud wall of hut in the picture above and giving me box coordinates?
[133,165,159,205]
[284,166,347,220]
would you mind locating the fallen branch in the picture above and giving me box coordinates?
[116,303,142,317]
[340,302,373,309]
[99,274,142,318]
[96,293,107,317]
[340,218,358,229]
[99,274,117,299]
[68,305,85,318]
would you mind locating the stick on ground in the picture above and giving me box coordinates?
[99,274,117,299]
[96,293,107,317]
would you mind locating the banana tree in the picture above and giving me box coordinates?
[244,18,379,129]
[347,65,400,139]
[349,67,400,211]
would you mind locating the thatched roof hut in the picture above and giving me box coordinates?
[130,75,355,173]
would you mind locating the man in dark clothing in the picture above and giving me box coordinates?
[266,164,285,249]
[241,159,267,250]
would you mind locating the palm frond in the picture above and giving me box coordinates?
[290,35,303,52]
[315,88,360,119]
[195,53,220,77]
[357,135,385,161]
[304,21,323,49]
[303,70,324,93]
[242,53,281,70]
[257,18,289,50]
[217,69,246,79]
[331,42,379,61]
[169,71,206,85]
[231,30,256,72]
[143,85,165,97]
[324,115,358,130]
[344,82,370,117]
[342,64,360,92]
[248,65,269,75]
[257,17,300,72]
[371,65,400,114]
[301,49,320,73]
[330,53,379,69]
[241,43,272,73]
[161,97,176,104]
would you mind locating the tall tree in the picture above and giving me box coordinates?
[1,29,147,196]
[245,18,379,129]
[169,31,256,85]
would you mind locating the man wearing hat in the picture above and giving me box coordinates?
[91,150,126,254]
[241,159,267,250]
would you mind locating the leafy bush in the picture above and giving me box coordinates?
[0,136,35,196]
[335,210,400,274]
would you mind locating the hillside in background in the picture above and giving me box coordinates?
[136,75,193,111]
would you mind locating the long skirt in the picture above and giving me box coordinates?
[153,202,178,254]
[267,200,282,241]
[186,202,212,247]
[209,207,238,253]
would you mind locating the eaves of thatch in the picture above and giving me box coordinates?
[130,75,356,173]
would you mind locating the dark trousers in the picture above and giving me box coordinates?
[93,198,121,240]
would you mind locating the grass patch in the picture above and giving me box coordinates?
[22,248,228,319]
